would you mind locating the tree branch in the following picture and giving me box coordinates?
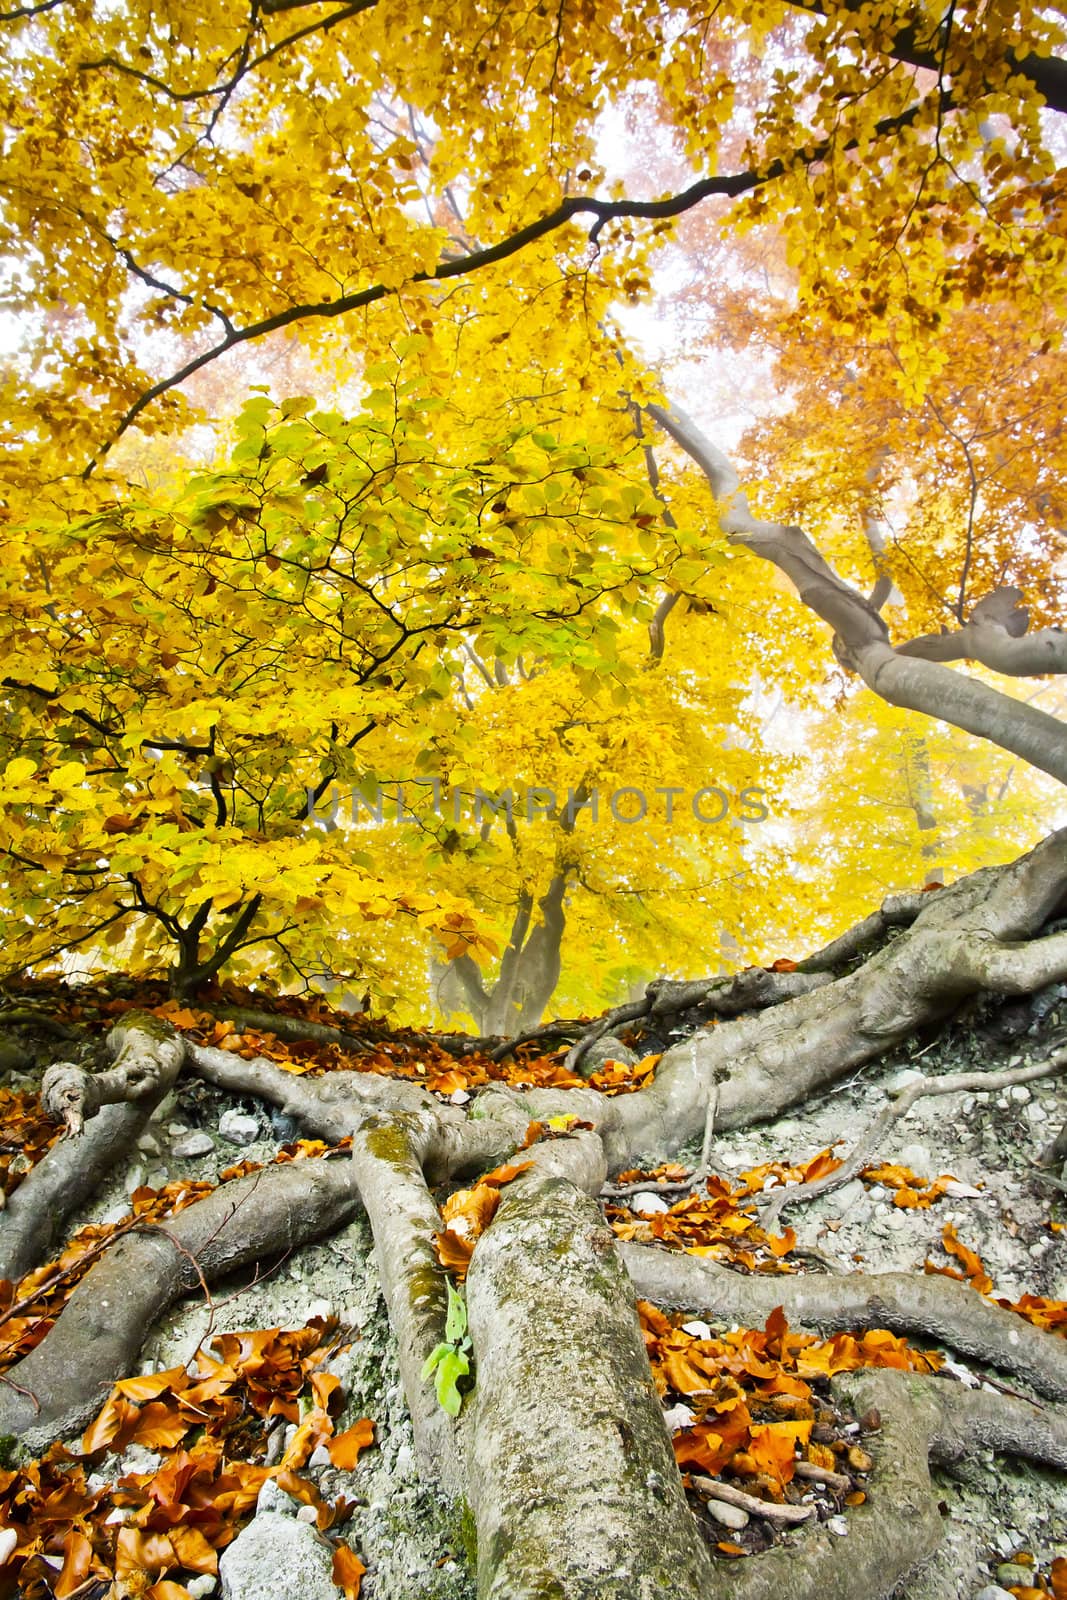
[648,402,1067,787]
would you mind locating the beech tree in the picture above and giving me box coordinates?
[1,3,1066,1599]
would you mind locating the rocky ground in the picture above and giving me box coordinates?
[1,977,1064,1600]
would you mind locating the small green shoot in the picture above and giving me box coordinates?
[422,1280,473,1416]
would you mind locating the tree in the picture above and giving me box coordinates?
[1,2,1067,1598]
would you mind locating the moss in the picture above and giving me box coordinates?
[363,1121,416,1170]
[0,1435,15,1470]
[118,1009,179,1042]
[455,1496,478,1568]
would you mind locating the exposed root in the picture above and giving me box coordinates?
[462,1169,716,1599]
[607,827,1067,1160]
[0,1015,186,1283]
[619,1242,1067,1400]
[0,1156,361,1453]
[348,1112,462,1490]
[40,1012,185,1135]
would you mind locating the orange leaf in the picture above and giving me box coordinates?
[1050,1556,1067,1600]
[939,1223,994,1294]
[55,1529,93,1599]
[435,1229,475,1277]
[328,1418,375,1469]
[332,1543,366,1599]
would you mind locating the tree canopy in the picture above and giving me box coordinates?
[0,0,1065,1018]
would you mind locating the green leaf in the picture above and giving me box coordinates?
[434,1347,470,1416]
[444,1280,467,1343]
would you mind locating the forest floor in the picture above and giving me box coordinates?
[0,974,1064,1600]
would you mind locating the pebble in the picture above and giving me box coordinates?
[172,1131,215,1158]
[125,1165,146,1196]
[705,1500,749,1531]
[304,1298,333,1322]
[1008,1085,1031,1105]
[630,1192,670,1214]
[136,1132,161,1155]
[449,1088,470,1105]
[218,1109,260,1145]
[974,1588,1015,1600]
[186,1578,217,1599]
[680,1320,713,1340]
[1024,1101,1047,1123]
[996,1564,1036,1589]
[827,1515,850,1536]
[831,1178,867,1214]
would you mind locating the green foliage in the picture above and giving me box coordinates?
[422,1282,473,1416]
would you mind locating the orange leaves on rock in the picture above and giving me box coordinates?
[641,1300,938,1492]
[328,1419,375,1470]
[673,1405,753,1476]
[746,1421,813,1486]
[925,1221,995,1295]
[333,1542,367,1598]
[608,1170,804,1274]
[0,1087,63,1198]
[3,1318,372,1598]
[435,1159,533,1278]
[926,1224,1067,1333]
[586,1052,660,1095]
[862,1162,961,1208]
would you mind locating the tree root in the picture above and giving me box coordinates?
[462,1168,716,1599]
[0,1155,361,1453]
[607,827,1067,1160]
[619,1242,1067,1400]
[0,1015,186,1283]
[348,1113,462,1490]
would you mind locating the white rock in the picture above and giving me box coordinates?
[974,1588,1015,1600]
[942,1180,983,1199]
[219,1514,341,1600]
[1024,1101,1047,1123]
[831,1179,867,1214]
[172,1131,215,1158]
[304,1298,333,1323]
[827,1515,850,1536]
[1008,1084,1031,1104]
[0,1529,17,1564]
[136,1132,161,1155]
[940,1357,979,1387]
[296,1506,319,1524]
[449,1088,470,1105]
[706,1500,749,1531]
[308,1444,332,1469]
[187,1577,218,1598]
[167,1122,191,1136]
[680,1320,713,1340]
[630,1192,670,1214]
[218,1110,260,1145]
